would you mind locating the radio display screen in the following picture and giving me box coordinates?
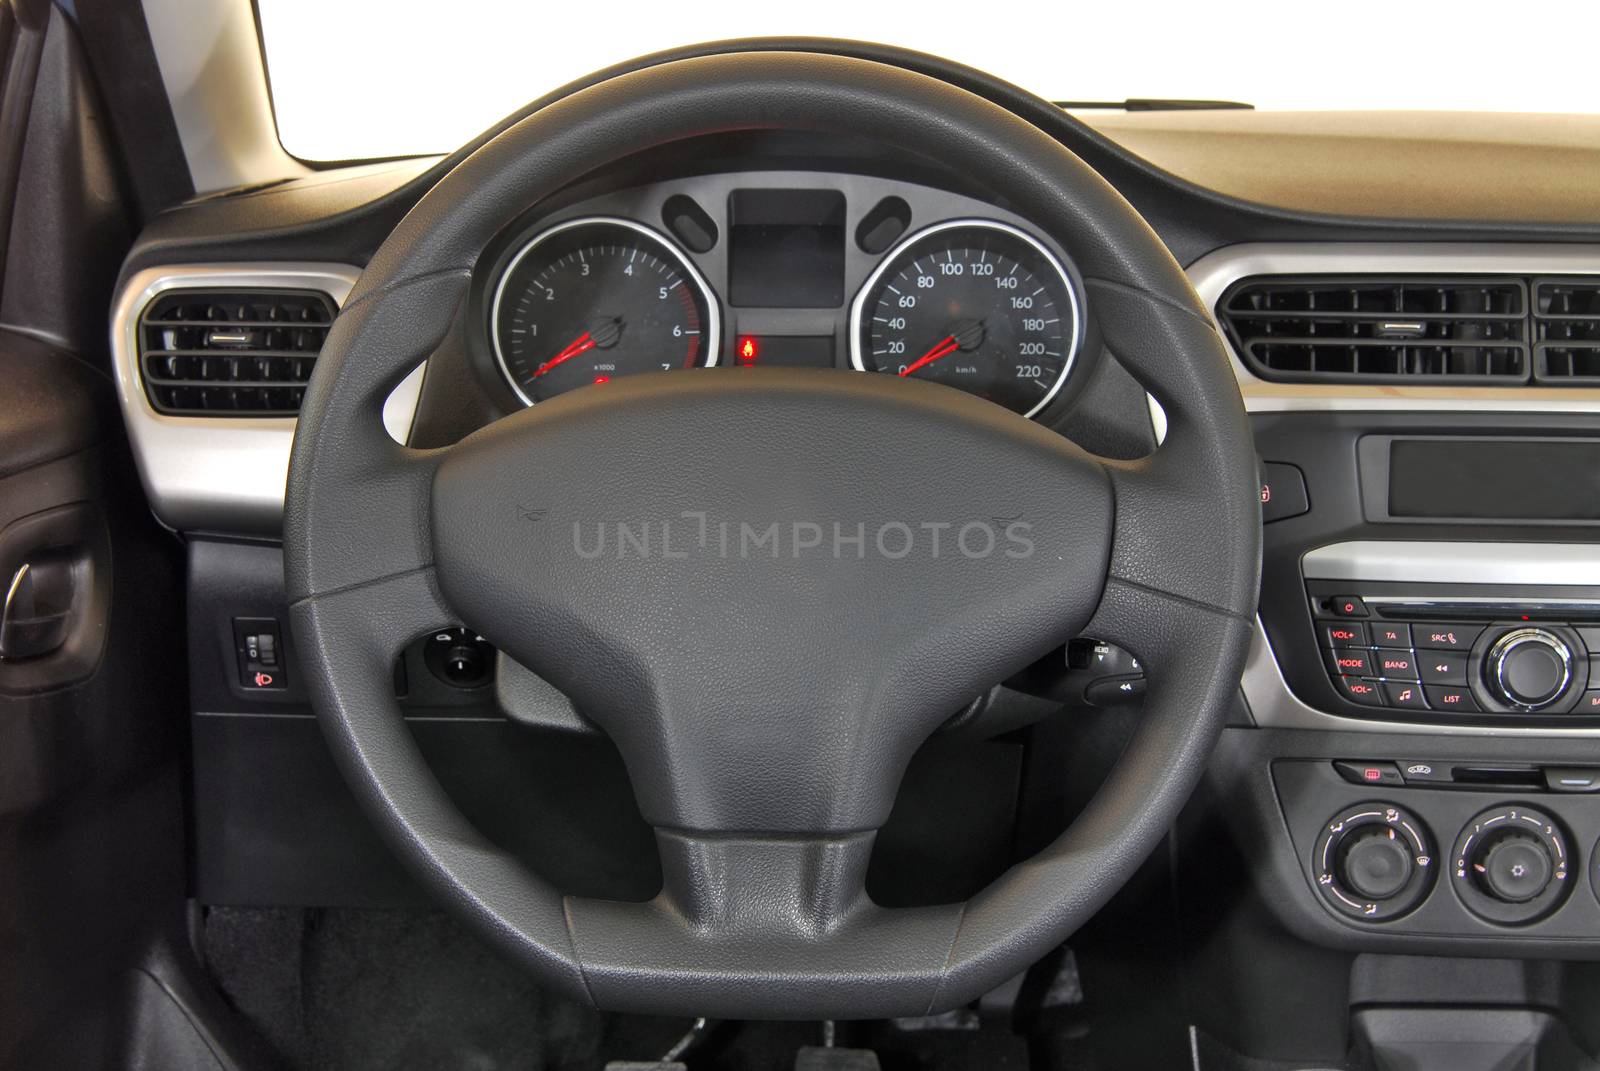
[1389,439,1600,520]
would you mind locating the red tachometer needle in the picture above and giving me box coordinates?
[534,332,596,378]
[898,335,959,378]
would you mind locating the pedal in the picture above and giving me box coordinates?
[794,1046,881,1070]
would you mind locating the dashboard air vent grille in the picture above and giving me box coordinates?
[1219,277,1529,383]
[137,289,336,415]
[1533,278,1600,384]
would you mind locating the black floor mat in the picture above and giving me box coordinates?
[204,907,607,1070]
[200,907,1062,1071]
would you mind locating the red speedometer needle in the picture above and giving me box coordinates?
[899,335,959,378]
[534,332,596,377]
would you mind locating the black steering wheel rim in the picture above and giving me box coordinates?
[284,50,1260,1020]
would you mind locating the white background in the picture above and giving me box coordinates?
[258,0,1600,161]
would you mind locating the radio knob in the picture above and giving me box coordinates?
[1487,628,1572,710]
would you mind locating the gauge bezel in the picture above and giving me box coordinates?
[847,218,1083,420]
[488,215,721,407]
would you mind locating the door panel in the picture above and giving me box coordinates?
[0,3,196,1067]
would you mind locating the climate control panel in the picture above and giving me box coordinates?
[1272,760,1600,946]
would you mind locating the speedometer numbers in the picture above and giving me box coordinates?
[491,218,719,406]
[850,220,1080,419]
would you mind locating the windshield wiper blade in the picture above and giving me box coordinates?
[1055,98,1254,112]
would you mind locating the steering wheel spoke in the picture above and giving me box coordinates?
[565,830,965,1018]
[1085,279,1262,628]
[285,269,469,603]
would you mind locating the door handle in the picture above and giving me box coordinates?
[0,559,75,660]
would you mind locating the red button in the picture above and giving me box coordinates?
[1375,650,1420,680]
[1324,623,1368,648]
[1371,624,1411,647]
[1335,677,1384,706]
[1423,685,1478,712]
[1330,595,1369,618]
[1381,681,1429,709]
[1414,625,1484,651]
[1328,650,1376,676]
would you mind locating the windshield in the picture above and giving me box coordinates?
[257,0,1600,162]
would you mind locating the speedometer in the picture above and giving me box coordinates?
[849,220,1080,418]
[490,217,719,406]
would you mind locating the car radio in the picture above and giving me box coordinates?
[1306,585,1600,718]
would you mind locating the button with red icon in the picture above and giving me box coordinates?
[1381,681,1429,710]
[1414,624,1484,651]
[1575,690,1600,713]
[1370,623,1412,647]
[1419,652,1469,687]
[1422,685,1478,712]
[235,616,287,691]
[1327,649,1376,677]
[1333,760,1404,786]
[1324,622,1369,648]
[1375,649,1420,680]
[1334,677,1384,707]
[1329,595,1369,618]
[1259,462,1309,523]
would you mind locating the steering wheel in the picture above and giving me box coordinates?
[284,51,1260,1020]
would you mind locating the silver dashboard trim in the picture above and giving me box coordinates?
[1302,540,1600,586]
[1185,242,1600,415]
[111,263,424,535]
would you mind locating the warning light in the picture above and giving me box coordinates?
[593,375,610,385]
[737,336,758,365]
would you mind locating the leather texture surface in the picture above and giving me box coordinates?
[283,50,1260,1018]
[0,329,108,480]
[431,368,1111,834]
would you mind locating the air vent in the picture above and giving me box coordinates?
[1533,278,1600,384]
[137,289,336,415]
[1219,277,1529,383]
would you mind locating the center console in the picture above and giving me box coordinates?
[1229,406,1600,956]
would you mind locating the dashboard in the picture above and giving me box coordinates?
[471,172,1085,420]
[102,54,1600,976]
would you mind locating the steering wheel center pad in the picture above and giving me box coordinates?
[433,368,1113,834]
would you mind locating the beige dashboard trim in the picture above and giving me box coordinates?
[1083,110,1600,225]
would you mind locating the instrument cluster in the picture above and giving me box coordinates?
[476,172,1088,421]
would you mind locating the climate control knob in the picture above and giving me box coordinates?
[1313,803,1433,921]
[1478,833,1553,904]
[1451,805,1569,924]
[1338,827,1415,901]
[1487,628,1572,711]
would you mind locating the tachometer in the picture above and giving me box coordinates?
[491,217,719,405]
[849,220,1080,418]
